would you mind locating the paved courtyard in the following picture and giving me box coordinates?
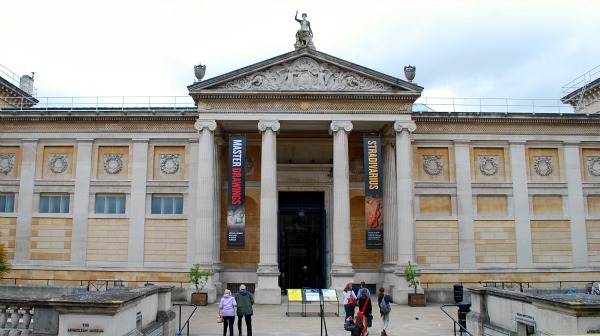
[175,298,463,336]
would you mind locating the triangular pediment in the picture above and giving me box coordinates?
[188,48,423,95]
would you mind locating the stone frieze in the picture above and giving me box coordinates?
[217,57,392,91]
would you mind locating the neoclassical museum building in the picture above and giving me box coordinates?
[1,35,600,303]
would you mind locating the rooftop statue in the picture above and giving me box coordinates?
[295,11,315,50]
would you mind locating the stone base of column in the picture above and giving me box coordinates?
[255,267,281,304]
[330,264,355,290]
[392,269,423,305]
[381,262,398,294]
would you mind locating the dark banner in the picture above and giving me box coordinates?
[227,136,246,248]
[364,136,383,249]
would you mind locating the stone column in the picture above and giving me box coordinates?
[329,121,355,289]
[128,139,149,266]
[510,141,533,268]
[564,141,589,267]
[382,136,398,291]
[71,139,93,264]
[454,140,476,268]
[212,135,225,293]
[194,120,217,300]
[255,120,282,304]
[15,139,38,262]
[392,121,417,304]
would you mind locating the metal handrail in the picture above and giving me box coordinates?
[0,95,578,114]
[563,65,600,96]
[441,304,474,336]
[421,279,597,290]
[0,277,189,288]
[173,303,197,336]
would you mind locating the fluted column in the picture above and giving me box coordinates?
[564,141,589,267]
[255,120,281,304]
[212,134,225,292]
[393,121,417,304]
[382,136,398,291]
[329,120,355,289]
[194,120,217,301]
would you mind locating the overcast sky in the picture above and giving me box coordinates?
[1,0,599,103]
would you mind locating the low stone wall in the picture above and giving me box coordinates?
[0,284,87,298]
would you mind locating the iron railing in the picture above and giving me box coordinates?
[1,95,578,114]
[562,65,600,96]
[173,303,197,336]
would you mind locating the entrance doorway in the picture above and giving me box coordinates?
[278,191,325,291]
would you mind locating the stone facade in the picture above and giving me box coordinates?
[1,48,600,304]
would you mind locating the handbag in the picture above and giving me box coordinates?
[348,296,358,307]
[216,311,224,323]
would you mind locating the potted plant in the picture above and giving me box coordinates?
[405,260,426,306]
[189,263,211,306]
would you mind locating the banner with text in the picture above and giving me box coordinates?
[227,135,246,248]
[364,136,383,249]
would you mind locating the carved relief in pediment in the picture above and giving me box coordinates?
[216,57,392,91]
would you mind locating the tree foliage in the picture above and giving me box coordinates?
[0,232,11,278]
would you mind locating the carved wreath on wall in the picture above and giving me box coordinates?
[587,156,600,176]
[0,154,15,175]
[423,155,443,176]
[49,154,69,174]
[160,154,180,174]
[350,155,364,175]
[104,154,124,174]
[478,156,499,176]
[533,156,553,176]
[217,57,392,91]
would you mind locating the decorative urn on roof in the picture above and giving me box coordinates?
[194,63,206,81]
[404,65,416,82]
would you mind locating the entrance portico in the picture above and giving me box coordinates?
[188,47,423,303]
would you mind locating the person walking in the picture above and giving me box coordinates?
[234,284,254,336]
[377,287,394,336]
[219,289,237,336]
[343,282,358,321]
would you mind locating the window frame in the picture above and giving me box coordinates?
[39,194,70,214]
[0,193,15,213]
[151,195,184,215]
[95,194,127,214]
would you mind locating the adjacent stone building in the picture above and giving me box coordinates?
[1,43,600,304]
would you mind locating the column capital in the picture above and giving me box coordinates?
[329,120,353,134]
[393,121,416,133]
[194,119,217,132]
[258,120,280,132]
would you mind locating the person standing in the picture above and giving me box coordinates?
[343,282,358,321]
[358,288,372,335]
[377,287,394,336]
[235,284,254,336]
[219,289,237,336]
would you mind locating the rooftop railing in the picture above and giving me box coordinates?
[1,96,578,114]
[562,64,600,96]
[0,64,37,96]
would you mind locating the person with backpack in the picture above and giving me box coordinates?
[377,287,393,336]
[219,289,237,336]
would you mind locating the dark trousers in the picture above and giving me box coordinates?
[223,316,235,336]
[237,314,252,336]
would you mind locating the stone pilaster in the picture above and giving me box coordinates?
[14,139,38,263]
[564,141,589,267]
[128,139,149,266]
[392,121,419,304]
[255,120,281,304]
[329,120,355,289]
[509,141,533,268]
[454,140,476,268]
[212,134,225,293]
[194,120,217,301]
[71,139,93,264]
[382,136,398,291]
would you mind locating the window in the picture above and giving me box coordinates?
[151,195,183,214]
[95,195,126,214]
[39,194,70,213]
[0,194,15,213]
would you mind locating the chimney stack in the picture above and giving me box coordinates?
[19,74,34,95]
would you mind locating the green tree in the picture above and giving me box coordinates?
[0,232,11,278]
